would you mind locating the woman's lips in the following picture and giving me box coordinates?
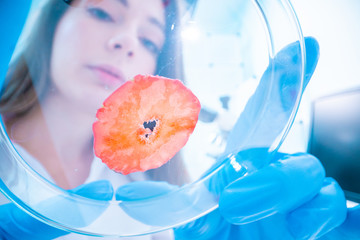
[88,65,125,88]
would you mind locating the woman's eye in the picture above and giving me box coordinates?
[87,7,114,22]
[140,38,160,56]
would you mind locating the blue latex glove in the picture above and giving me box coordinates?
[0,180,113,240]
[115,37,351,239]
[115,151,348,240]
[224,36,318,159]
[193,151,347,240]
[318,205,360,240]
[176,36,351,239]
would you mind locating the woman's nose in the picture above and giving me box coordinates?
[107,32,136,57]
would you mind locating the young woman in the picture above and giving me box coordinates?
[0,0,188,190]
[1,1,355,240]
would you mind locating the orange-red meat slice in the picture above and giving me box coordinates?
[93,74,201,175]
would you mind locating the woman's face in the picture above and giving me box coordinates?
[50,0,166,112]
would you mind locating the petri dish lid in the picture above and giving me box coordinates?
[0,0,306,237]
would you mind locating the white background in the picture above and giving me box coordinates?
[281,0,360,153]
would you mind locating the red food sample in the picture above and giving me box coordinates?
[93,74,201,175]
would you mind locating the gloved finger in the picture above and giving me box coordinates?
[116,180,178,201]
[69,179,114,200]
[319,205,360,240]
[0,202,67,240]
[274,36,319,95]
[219,153,325,224]
[35,180,113,228]
[204,148,288,196]
[287,177,347,240]
[116,181,216,227]
[116,181,184,226]
[224,37,319,157]
[0,0,31,85]
[336,205,360,238]
[0,180,113,240]
[174,209,232,240]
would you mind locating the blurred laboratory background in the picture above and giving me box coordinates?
[181,0,360,203]
[283,0,360,203]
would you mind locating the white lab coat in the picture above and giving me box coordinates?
[0,143,174,240]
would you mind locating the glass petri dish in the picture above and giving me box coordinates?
[0,0,306,237]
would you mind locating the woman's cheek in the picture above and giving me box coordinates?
[134,53,158,75]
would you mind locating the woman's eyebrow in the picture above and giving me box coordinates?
[113,0,165,32]
[116,0,128,7]
[148,17,165,33]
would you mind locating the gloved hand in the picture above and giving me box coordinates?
[174,150,347,240]
[174,36,349,240]
[115,150,347,240]
[0,180,113,240]
[210,150,359,240]
[115,36,350,239]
